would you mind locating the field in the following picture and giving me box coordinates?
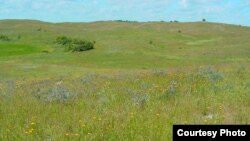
[0,20,249,140]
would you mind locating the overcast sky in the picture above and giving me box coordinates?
[0,0,249,25]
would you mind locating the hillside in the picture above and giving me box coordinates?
[0,20,249,141]
[0,20,249,78]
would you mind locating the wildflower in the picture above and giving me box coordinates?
[219,105,223,110]
[204,119,208,123]
[31,122,35,125]
[28,128,34,134]
[130,112,134,118]
[65,133,69,136]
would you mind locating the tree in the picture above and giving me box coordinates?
[202,19,206,22]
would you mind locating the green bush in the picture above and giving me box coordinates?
[56,36,94,52]
[17,35,21,40]
[55,36,72,45]
[71,42,94,52]
[0,35,10,41]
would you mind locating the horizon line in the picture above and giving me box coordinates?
[0,18,249,27]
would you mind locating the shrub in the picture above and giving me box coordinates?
[55,36,72,45]
[56,36,94,52]
[17,35,21,40]
[71,42,94,52]
[197,67,223,82]
[0,35,10,41]
[42,50,49,53]
[150,69,167,77]
[34,86,77,103]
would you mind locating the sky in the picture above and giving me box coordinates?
[0,0,250,25]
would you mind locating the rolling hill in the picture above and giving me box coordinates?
[0,20,249,141]
[0,20,249,78]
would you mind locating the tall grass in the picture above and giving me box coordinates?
[0,67,249,140]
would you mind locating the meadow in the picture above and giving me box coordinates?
[0,20,249,140]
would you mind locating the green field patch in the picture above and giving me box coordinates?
[0,42,40,57]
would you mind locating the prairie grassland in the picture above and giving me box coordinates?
[0,66,249,141]
[0,20,249,140]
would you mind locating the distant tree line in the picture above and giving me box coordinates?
[97,19,208,23]
[113,20,138,23]
[55,36,94,52]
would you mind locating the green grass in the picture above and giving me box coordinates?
[0,42,41,57]
[0,20,249,140]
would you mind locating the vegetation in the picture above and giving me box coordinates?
[170,20,179,23]
[0,20,249,140]
[56,36,94,52]
[0,67,249,140]
[113,20,138,22]
[0,35,10,41]
[55,36,72,46]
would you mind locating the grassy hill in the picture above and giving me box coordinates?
[0,20,249,77]
[0,20,249,140]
